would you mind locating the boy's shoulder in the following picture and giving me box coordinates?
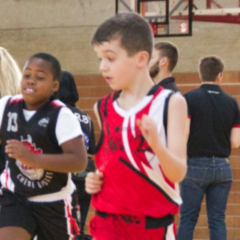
[7,94,23,103]
[0,94,23,108]
[49,98,66,108]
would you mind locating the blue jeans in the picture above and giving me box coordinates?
[177,157,233,240]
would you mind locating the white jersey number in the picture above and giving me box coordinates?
[7,112,18,132]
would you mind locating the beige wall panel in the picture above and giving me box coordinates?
[0,0,114,29]
[158,22,240,73]
[0,0,240,74]
[0,27,99,74]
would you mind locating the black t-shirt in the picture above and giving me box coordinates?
[157,77,180,93]
[67,104,95,180]
[184,84,240,158]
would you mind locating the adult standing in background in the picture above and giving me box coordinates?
[149,41,180,92]
[177,56,240,240]
[0,47,21,176]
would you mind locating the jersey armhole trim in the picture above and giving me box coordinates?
[94,99,104,154]
[163,92,174,142]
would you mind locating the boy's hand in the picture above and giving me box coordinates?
[5,140,36,167]
[137,114,160,149]
[85,171,104,194]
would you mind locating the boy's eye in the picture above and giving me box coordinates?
[36,76,44,81]
[23,74,30,79]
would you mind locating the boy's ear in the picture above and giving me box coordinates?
[53,80,60,92]
[136,51,150,68]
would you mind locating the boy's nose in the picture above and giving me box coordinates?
[99,60,108,72]
[27,77,36,85]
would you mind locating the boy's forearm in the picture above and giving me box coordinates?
[33,153,87,173]
[153,140,187,183]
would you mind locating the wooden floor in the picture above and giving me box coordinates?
[75,71,240,239]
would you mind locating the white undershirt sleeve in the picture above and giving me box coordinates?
[56,107,83,146]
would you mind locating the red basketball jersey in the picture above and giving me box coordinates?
[92,85,182,218]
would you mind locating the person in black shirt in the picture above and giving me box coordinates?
[0,53,87,240]
[149,41,179,92]
[177,56,240,240]
[56,70,95,240]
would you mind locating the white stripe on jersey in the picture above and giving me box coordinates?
[166,223,175,240]
[1,161,15,192]
[113,95,153,117]
[146,90,182,204]
[142,153,182,204]
[27,173,75,202]
[122,115,140,170]
[114,89,182,204]
[148,89,170,142]
[113,94,156,171]
[64,196,79,240]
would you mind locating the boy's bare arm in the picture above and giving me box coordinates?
[230,127,240,148]
[84,102,104,195]
[5,136,87,173]
[137,94,187,183]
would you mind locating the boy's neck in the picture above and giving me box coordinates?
[117,72,154,110]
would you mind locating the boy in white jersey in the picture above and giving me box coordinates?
[85,13,187,240]
[0,53,87,240]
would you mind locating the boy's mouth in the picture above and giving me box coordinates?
[104,76,112,83]
[24,88,35,93]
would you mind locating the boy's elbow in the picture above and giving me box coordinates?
[178,169,187,183]
[168,164,187,184]
[174,168,187,183]
[75,152,88,172]
[80,158,88,172]
[174,159,187,183]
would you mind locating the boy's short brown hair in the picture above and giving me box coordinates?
[199,56,224,82]
[91,13,153,59]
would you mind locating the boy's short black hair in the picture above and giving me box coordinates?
[199,56,224,82]
[154,42,178,71]
[30,53,61,81]
[56,70,79,106]
[91,13,153,59]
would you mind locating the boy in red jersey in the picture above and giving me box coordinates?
[86,13,187,240]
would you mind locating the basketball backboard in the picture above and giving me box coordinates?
[116,0,193,37]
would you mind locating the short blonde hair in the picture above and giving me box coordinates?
[0,47,21,97]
